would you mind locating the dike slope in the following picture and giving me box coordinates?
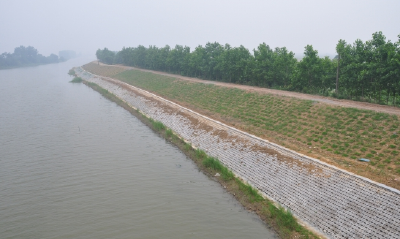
[83,62,400,189]
[75,66,400,239]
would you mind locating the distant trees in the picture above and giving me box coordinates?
[0,46,61,69]
[96,48,115,65]
[96,31,400,106]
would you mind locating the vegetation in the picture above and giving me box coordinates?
[150,119,166,131]
[0,46,62,69]
[68,68,76,76]
[201,154,234,181]
[97,31,400,106]
[106,68,400,186]
[69,77,83,83]
[96,48,116,65]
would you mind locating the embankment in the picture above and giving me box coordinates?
[83,62,400,190]
[74,66,400,239]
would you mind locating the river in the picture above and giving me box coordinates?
[0,57,276,238]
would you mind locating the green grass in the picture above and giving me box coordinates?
[69,77,82,83]
[201,155,234,181]
[68,68,76,76]
[268,203,299,232]
[165,128,173,138]
[151,120,166,131]
[235,178,264,202]
[184,143,191,151]
[114,69,400,179]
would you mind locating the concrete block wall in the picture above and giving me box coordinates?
[76,67,400,239]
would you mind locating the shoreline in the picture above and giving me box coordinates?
[0,61,64,70]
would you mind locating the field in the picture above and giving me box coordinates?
[82,63,400,189]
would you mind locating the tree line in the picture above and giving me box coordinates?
[96,32,400,105]
[0,46,62,69]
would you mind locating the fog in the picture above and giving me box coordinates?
[1,0,399,58]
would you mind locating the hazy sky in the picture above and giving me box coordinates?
[1,0,399,57]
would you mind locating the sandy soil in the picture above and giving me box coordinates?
[94,61,400,116]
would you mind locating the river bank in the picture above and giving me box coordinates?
[74,66,400,239]
[80,78,317,239]
[83,62,400,190]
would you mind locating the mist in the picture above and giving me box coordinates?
[1,0,399,58]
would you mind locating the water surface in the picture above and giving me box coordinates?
[0,58,276,238]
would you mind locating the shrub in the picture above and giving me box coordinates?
[68,68,76,76]
[69,77,82,83]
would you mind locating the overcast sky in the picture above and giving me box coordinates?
[1,0,399,58]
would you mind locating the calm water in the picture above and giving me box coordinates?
[0,58,276,239]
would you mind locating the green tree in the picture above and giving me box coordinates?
[335,39,346,94]
[96,48,115,64]
[293,45,323,93]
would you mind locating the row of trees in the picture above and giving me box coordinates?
[0,46,62,69]
[96,32,400,105]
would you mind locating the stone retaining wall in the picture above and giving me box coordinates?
[75,67,400,239]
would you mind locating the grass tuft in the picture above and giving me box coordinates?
[202,156,234,181]
[268,203,299,231]
[152,120,165,131]
[195,149,207,159]
[165,128,173,138]
[236,178,264,202]
[68,68,76,76]
[70,77,83,83]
